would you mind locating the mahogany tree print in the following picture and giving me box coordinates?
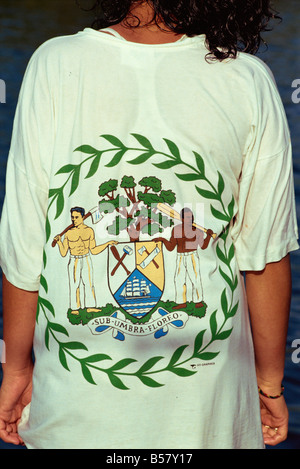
[98,175,176,241]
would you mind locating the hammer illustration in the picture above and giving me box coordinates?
[111,245,133,276]
[138,245,159,269]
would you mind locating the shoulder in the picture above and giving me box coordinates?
[203,48,277,94]
[229,52,278,90]
[20,31,95,97]
[215,51,283,117]
[200,49,280,109]
[26,31,90,72]
[172,225,182,236]
[83,225,95,236]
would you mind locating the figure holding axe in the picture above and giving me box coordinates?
[52,206,103,248]
[54,206,118,315]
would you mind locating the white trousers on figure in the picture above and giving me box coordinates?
[174,250,203,304]
[68,254,96,310]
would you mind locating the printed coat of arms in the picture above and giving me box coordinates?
[37,134,238,389]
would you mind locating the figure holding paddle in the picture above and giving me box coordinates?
[155,207,214,309]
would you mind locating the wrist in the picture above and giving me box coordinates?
[258,385,284,399]
[256,375,284,397]
[2,360,34,378]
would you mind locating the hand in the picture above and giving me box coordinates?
[153,237,164,243]
[108,241,118,246]
[0,365,33,446]
[201,229,214,250]
[259,393,289,446]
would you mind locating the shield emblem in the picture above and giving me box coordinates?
[108,241,165,319]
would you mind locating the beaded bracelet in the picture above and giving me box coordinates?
[258,386,284,399]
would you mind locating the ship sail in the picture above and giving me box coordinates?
[120,277,151,299]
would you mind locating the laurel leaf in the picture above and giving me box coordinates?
[137,356,164,374]
[193,329,206,355]
[81,363,97,385]
[210,310,218,338]
[196,352,219,361]
[109,358,137,372]
[83,354,112,364]
[168,345,189,367]
[59,346,69,371]
[138,375,164,388]
[169,367,196,377]
[107,372,129,390]
[131,133,154,150]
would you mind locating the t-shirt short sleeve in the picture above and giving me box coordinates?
[231,58,299,271]
[0,158,48,290]
[0,44,54,290]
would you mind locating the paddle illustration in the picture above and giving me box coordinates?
[156,203,217,239]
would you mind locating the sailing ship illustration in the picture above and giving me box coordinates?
[108,241,165,319]
[120,277,151,299]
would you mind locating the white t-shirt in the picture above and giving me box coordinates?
[0,28,298,449]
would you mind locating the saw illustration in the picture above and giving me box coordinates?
[156,203,217,239]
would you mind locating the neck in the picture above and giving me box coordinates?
[128,1,157,27]
[107,1,183,44]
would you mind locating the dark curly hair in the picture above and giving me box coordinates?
[77,0,281,61]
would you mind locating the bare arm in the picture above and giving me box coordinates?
[55,234,69,257]
[2,275,37,372]
[0,275,37,445]
[154,228,177,252]
[89,228,118,255]
[245,254,291,445]
[90,240,118,255]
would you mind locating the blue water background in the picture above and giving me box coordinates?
[0,0,299,449]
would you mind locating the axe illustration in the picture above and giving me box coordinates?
[138,245,159,269]
[110,245,132,276]
[52,206,103,247]
[139,247,161,269]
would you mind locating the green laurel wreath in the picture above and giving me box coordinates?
[37,134,238,390]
